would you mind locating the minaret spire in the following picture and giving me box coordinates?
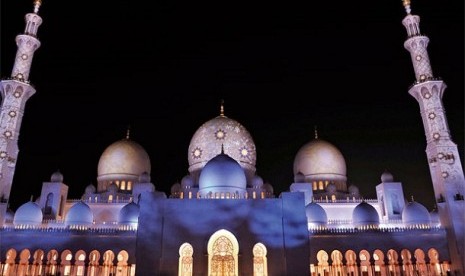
[402,2,465,273]
[220,99,225,117]
[0,1,44,225]
[314,125,318,139]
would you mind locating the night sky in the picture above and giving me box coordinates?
[1,0,463,211]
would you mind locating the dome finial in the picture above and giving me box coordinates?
[126,125,131,139]
[33,0,42,14]
[411,195,415,202]
[220,99,225,117]
[221,144,225,154]
[402,0,412,14]
[30,195,34,201]
[314,125,318,139]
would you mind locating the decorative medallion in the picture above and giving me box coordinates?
[441,171,449,178]
[3,131,12,138]
[423,92,431,99]
[0,151,7,158]
[15,73,24,80]
[433,133,440,140]
[437,153,444,159]
[192,147,202,159]
[13,91,22,98]
[21,54,28,60]
[420,74,426,81]
[215,129,226,140]
[8,111,17,118]
[428,112,436,119]
[240,147,249,158]
[415,55,422,61]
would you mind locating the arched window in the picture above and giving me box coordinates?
[330,250,343,275]
[387,249,401,275]
[253,243,267,276]
[359,250,371,275]
[178,243,193,276]
[116,250,129,276]
[401,249,414,275]
[2,249,17,276]
[45,249,58,275]
[87,250,101,276]
[344,250,357,276]
[102,250,115,276]
[31,249,45,276]
[316,250,329,275]
[17,249,31,276]
[45,192,53,215]
[74,250,86,276]
[373,249,385,275]
[60,250,73,276]
[207,229,239,276]
[414,249,427,275]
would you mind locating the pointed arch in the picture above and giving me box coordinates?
[2,249,17,276]
[400,249,414,275]
[330,250,343,275]
[387,249,401,275]
[344,250,358,276]
[87,250,101,276]
[373,249,385,275]
[207,229,239,276]
[31,249,45,276]
[116,250,129,276]
[414,249,427,275]
[178,243,193,276]
[102,250,115,276]
[60,249,73,276]
[316,250,329,276]
[17,249,31,276]
[45,249,59,275]
[359,249,372,275]
[74,250,86,276]
[253,243,267,276]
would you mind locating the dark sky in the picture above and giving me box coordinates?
[1,0,463,211]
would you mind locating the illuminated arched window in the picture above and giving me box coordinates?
[253,243,268,276]
[316,250,329,275]
[121,181,126,190]
[428,248,443,275]
[387,249,401,275]
[373,249,385,274]
[178,243,193,276]
[207,229,239,276]
[330,250,343,275]
[31,249,45,276]
[3,248,17,276]
[17,249,31,276]
[87,250,101,276]
[60,250,73,276]
[414,249,427,275]
[359,249,371,275]
[344,250,357,276]
[74,250,86,276]
[45,249,58,275]
[116,250,129,276]
[127,181,132,190]
[103,250,115,276]
[401,249,414,275]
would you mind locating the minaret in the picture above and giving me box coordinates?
[401,1,465,273]
[0,1,43,213]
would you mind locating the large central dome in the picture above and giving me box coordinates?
[188,108,256,182]
[293,138,346,182]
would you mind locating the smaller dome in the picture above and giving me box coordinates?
[139,172,151,183]
[352,202,379,228]
[305,202,328,226]
[108,183,118,193]
[325,183,337,194]
[51,170,64,182]
[263,182,274,194]
[85,184,96,194]
[294,172,305,183]
[181,175,194,189]
[381,171,394,183]
[13,201,43,226]
[171,183,181,194]
[402,201,431,226]
[252,175,264,188]
[348,185,360,196]
[199,152,247,193]
[118,202,140,224]
[65,201,94,226]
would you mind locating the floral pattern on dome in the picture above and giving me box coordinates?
[192,147,202,159]
[188,116,256,173]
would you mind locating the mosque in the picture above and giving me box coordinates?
[0,0,464,275]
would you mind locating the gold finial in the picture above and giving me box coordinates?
[33,0,42,14]
[221,144,225,154]
[220,99,225,117]
[125,126,131,139]
[402,0,411,14]
[314,125,318,139]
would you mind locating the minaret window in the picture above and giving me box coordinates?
[121,181,126,190]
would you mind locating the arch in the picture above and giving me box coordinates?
[74,250,86,276]
[414,249,427,275]
[178,243,193,276]
[400,249,414,275]
[17,249,31,276]
[45,249,59,275]
[344,250,358,275]
[116,250,129,276]
[428,248,443,275]
[207,229,239,276]
[102,250,115,276]
[330,250,343,276]
[60,249,73,276]
[387,249,401,275]
[373,249,385,275]
[2,249,17,276]
[87,250,101,276]
[359,250,372,276]
[316,250,330,275]
[31,249,45,276]
[253,243,268,276]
